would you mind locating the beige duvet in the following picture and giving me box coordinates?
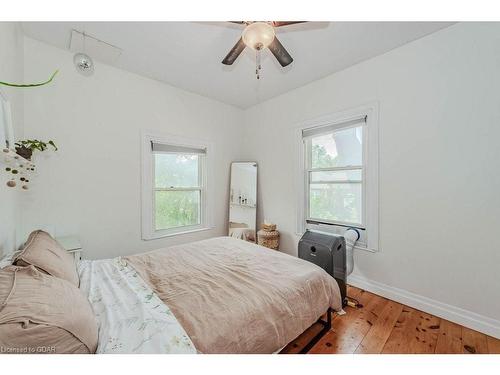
[125,237,341,354]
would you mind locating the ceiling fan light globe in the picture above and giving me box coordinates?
[242,22,275,50]
[74,52,94,76]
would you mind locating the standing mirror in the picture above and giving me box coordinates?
[228,162,257,242]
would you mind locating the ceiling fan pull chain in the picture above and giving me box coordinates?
[255,48,262,79]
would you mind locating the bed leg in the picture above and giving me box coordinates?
[299,308,333,354]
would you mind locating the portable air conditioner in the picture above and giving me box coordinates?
[298,230,347,306]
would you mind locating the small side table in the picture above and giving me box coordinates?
[56,235,83,263]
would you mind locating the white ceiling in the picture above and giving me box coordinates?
[21,22,453,108]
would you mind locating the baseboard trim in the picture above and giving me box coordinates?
[347,274,500,339]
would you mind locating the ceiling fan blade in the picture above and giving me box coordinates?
[222,37,246,65]
[268,37,293,67]
[272,21,307,27]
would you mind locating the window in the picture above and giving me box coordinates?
[305,122,365,228]
[142,133,213,240]
[297,104,379,251]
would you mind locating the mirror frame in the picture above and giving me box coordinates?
[0,91,14,149]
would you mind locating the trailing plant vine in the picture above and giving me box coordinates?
[0,70,58,88]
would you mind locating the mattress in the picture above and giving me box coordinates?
[124,236,342,353]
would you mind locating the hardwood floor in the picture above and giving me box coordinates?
[281,285,500,354]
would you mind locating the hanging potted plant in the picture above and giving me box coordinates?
[1,70,59,190]
[15,139,58,160]
[1,69,59,159]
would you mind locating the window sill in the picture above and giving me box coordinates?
[142,226,214,241]
[294,231,378,253]
[352,243,377,253]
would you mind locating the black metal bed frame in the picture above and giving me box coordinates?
[299,308,333,354]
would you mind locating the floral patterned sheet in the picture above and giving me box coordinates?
[78,257,197,354]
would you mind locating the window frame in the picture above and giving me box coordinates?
[295,103,379,252]
[141,131,214,240]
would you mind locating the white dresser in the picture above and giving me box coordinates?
[56,235,83,263]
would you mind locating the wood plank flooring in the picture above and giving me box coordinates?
[280,286,500,354]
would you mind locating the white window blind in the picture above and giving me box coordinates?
[302,116,366,139]
[151,141,206,155]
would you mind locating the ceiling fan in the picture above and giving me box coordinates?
[222,21,306,79]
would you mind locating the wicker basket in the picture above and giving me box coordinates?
[257,229,280,250]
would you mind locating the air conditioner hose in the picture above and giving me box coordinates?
[344,227,360,276]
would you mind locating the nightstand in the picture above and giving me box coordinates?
[56,236,83,263]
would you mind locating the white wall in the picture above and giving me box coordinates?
[21,37,242,259]
[242,23,500,328]
[0,23,24,256]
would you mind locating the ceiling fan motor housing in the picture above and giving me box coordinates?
[242,22,275,50]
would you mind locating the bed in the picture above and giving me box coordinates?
[1,233,342,354]
[80,237,342,353]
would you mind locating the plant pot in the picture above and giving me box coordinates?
[15,146,33,160]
